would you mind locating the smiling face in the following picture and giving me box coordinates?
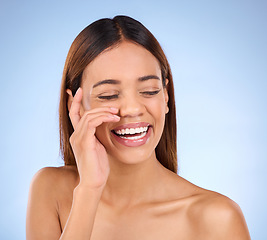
[80,41,168,164]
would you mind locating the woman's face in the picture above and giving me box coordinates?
[80,41,168,164]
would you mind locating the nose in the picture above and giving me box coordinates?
[119,93,145,118]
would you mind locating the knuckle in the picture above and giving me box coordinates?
[87,121,93,129]
[70,136,81,150]
[83,111,92,118]
[68,111,74,119]
[69,134,75,144]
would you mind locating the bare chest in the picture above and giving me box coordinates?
[92,205,189,240]
[59,198,198,240]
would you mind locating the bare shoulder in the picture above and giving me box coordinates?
[30,165,79,205]
[32,165,78,179]
[28,165,79,210]
[163,173,250,239]
[184,181,251,239]
[26,166,79,239]
[30,165,78,190]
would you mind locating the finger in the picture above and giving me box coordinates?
[75,108,119,131]
[69,88,83,129]
[83,107,119,115]
[77,113,120,135]
[73,114,120,147]
[86,114,120,136]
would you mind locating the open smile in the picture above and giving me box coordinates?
[111,122,152,147]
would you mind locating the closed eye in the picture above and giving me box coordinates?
[98,94,119,100]
[97,90,161,100]
[140,90,161,96]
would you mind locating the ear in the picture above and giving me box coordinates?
[66,88,85,116]
[66,89,74,112]
[164,79,169,114]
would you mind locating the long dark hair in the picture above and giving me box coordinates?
[59,15,177,173]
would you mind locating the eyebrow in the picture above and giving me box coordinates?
[92,75,160,88]
[92,79,120,88]
[138,75,160,81]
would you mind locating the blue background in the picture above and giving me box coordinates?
[1,0,266,239]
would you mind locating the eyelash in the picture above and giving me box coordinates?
[142,90,161,96]
[98,95,118,100]
[98,90,161,100]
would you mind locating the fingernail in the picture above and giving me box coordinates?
[113,115,120,120]
[110,107,118,112]
[75,87,81,96]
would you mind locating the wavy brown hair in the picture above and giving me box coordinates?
[59,15,177,173]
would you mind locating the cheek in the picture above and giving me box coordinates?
[146,98,166,135]
[146,98,166,117]
[89,100,120,110]
[81,93,119,111]
[95,122,111,146]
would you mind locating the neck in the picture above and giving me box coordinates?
[101,154,165,209]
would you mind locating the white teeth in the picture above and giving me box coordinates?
[115,126,148,135]
[119,131,147,140]
[129,128,135,134]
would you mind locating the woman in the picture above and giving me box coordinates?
[26,15,250,239]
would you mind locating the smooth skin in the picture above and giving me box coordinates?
[26,42,250,240]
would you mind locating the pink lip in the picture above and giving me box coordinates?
[111,126,152,147]
[112,122,150,131]
[111,122,152,148]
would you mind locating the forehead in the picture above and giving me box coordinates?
[82,41,161,87]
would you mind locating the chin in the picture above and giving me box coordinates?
[106,150,157,169]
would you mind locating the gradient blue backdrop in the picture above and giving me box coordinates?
[1,0,266,239]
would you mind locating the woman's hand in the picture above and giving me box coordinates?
[68,88,120,191]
